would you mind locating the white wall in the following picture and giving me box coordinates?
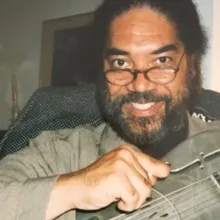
[210,0,220,92]
[193,0,213,89]
[0,0,217,130]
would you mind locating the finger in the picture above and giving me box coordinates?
[116,174,139,212]
[124,145,170,178]
[118,147,148,179]
[147,172,157,185]
[125,151,157,185]
[124,162,152,210]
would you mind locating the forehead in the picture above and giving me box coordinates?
[108,7,181,52]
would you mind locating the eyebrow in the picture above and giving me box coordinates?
[104,48,129,58]
[104,44,178,58]
[151,44,178,55]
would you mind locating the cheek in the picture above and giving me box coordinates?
[166,72,188,103]
[107,82,129,101]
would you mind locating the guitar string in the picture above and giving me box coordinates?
[149,188,181,220]
[150,192,220,220]
[135,176,212,212]
[142,180,220,220]
[124,184,219,220]
[122,182,215,220]
[141,175,218,210]
[133,177,219,220]
[112,185,220,220]
[110,183,209,220]
[110,174,220,220]
[110,176,212,220]
[138,199,218,220]
[141,185,218,220]
[110,171,220,220]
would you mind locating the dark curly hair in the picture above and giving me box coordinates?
[93,0,208,108]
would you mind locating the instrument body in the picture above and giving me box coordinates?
[77,130,220,220]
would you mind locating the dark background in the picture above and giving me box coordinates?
[51,25,98,86]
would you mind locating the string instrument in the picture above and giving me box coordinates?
[77,130,220,220]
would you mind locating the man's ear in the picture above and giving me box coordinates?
[188,55,197,79]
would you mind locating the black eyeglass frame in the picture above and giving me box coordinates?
[104,51,185,86]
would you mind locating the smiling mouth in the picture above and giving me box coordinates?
[124,101,165,117]
[131,102,155,110]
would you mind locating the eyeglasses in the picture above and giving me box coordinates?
[104,51,185,86]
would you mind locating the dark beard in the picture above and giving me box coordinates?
[144,117,188,159]
[98,88,188,144]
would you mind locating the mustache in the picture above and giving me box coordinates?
[111,91,171,106]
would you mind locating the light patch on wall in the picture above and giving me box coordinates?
[193,0,213,89]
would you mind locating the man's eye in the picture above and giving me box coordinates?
[157,57,170,64]
[112,59,127,68]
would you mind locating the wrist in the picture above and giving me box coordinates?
[46,173,81,219]
[55,173,80,210]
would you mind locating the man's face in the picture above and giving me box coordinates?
[99,7,195,146]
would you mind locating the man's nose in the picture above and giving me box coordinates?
[127,72,157,93]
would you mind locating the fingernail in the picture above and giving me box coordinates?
[165,161,171,167]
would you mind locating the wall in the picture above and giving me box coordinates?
[210,0,220,92]
[0,0,216,130]
[0,0,102,130]
[193,0,213,89]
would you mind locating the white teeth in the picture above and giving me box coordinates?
[131,102,155,110]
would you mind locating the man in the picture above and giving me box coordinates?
[0,0,220,219]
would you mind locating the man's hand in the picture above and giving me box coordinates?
[46,145,170,219]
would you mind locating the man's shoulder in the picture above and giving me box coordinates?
[33,123,108,145]
[0,123,109,172]
[189,114,220,137]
